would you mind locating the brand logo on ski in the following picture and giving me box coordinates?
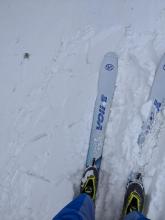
[154,99,161,112]
[163,64,165,71]
[105,64,114,71]
[96,95,107,130]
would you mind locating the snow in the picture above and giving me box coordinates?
[1,0,165,219]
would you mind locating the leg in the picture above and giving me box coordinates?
[124,211,150,220]
[52,193,95,220]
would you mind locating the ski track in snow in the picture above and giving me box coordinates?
[1,1,165,219]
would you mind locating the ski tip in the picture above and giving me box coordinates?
[156,52,165,72]
[104,52,118,59]
[161,52,165,60]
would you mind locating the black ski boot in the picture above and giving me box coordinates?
[122,172,145,218]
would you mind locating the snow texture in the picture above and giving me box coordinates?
[0,0,165,219]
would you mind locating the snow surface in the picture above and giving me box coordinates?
[1,0,165,219]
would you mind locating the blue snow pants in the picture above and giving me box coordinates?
[52,193,149,220]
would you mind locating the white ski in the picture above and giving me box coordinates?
[138,53,165,146]
[86,52,118,170]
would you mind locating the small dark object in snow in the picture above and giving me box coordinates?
[24,52,30,59]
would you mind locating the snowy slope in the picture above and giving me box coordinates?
[1,0,165,219]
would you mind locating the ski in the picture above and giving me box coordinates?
[80,52,118,200]
[137,53,165,146]
[85,52,118,170]
[121,54,165,219]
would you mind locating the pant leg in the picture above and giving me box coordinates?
[124,211,150,220]
[52,193,95,220]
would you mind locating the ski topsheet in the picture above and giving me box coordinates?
[138,53,165,146]
[86,52,118,170]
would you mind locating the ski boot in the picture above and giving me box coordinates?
[122,172,145,218]
[80,165,98,201]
